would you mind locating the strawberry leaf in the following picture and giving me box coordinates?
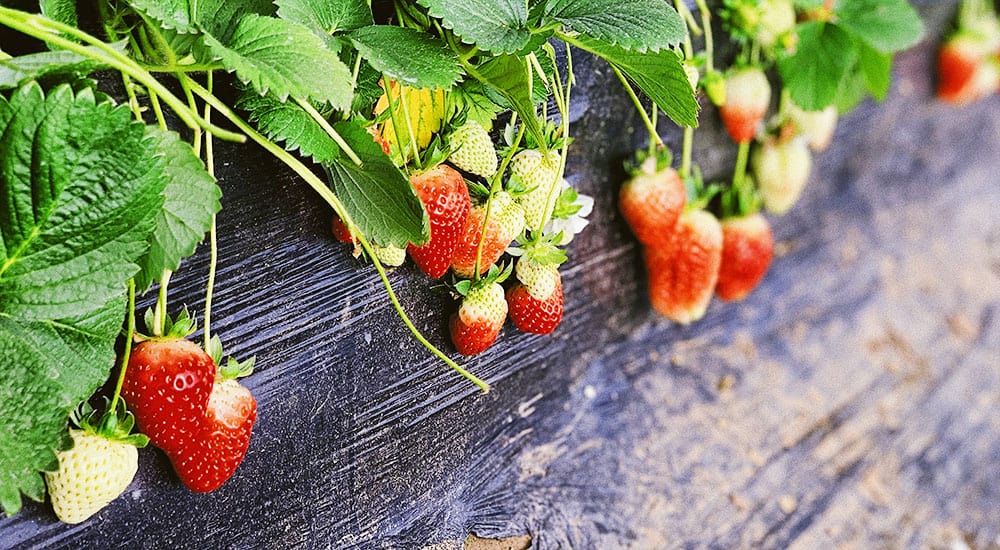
[416,0,531,54]
[472,54,546,148]
[134,128,222,292]
[856,38,892,101]
[275,0,373,36]
[777,22,857,111]
[835,0,924,54]
[238,89,341,164]
[0,83,166,515]
[0,42,126,90]
[129,0,197,33]
[323,120,428,248]
[569,35,698,127]
[40,0,77,32]
[542,0,686,53]
[348,26,462,90]
[201,14,354,107]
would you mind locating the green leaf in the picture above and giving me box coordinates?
[0,297,125,516]
[275,0,372,36]
[134,129,221,292]
[238,89,341,163]
[348,26,462,90]
[40,0,77,30]
[453,80,503,129]
[569,35,698,127]
[0,83,165,321]
[777,22,857,111]
[835,0,924,53]
[193,0,276,42]
[856,38,892,101]
[129,0,196,33]
[416,0,531,54]
[323,120,427,248]
[0,44,124,89]
[543,0,686,52]
[472,54,546,147]
[201,14,354,107]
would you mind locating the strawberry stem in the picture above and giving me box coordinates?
[395,83,424,171]
[153,269,172,337]
[535,44,574,237]
[202,73,218,351]
[612,65,663,148]
[733,139,751,189]
[184,76,491,392]
[694,0,715,73]
[109,278,137,413]
[295,98,364,167]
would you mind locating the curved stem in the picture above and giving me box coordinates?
[612,65,663,147]
[681,126,694,179]
[381,79,415,168]
[732,139,751,189]
[184,75,490,392]
[203,73,218,351]
[109,279,137,412]
[695,0,715,73]
[153,270,172,337]
[395,82,423,170]
[295,98,364,167]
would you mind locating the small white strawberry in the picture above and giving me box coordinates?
[373,244,406,267]
[448,121,498,178]
[45,401,147,524]
[511,149,562,231]
[752,137,812,215]
[515,256,561,301]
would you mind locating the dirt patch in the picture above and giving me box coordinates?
[464,533,532,550]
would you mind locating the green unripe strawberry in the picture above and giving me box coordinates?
[511,149,561,231]
[448,121,498,178]
[374,244,406,267]
[515,256,560,301]
[46,429,139,524]
[752,137,812,215]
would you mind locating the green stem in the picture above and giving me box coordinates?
[121,74,144,120]
[139,62,224,73]
[648,109,658,157]
[611,65,663,147]
[295,98,364,167]
[0,7,244,142]
[733,139,751,189]
[695,0,715,73]
[395,81,423,170]
[203,73,217,351]
[180,76,202,156]
[681,126,694,179]
[109,279,137,412]
[381,79,415,168]
[154,270,172,337]
[149,89,168,131]
[184,75,490,392]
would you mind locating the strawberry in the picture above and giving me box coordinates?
[122,318,215,455]
[331,215,355,243]
[448,120,498,178]
[45,402,147,524]
[787,103,838,152]
[619,150,686,246]
[373,244,406,267]
[511,149,562,231]
[751,137,812,215]
[170,376,257,493]
[508,257,564,335]
[716,212,774,302]
[450,274,509,356]
[407,164,471,278]
[644,209,723,324]
[937,34,1000,104]
[718,67,771,144]
[450,192,524,278]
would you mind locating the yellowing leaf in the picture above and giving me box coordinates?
[374,80,446,161]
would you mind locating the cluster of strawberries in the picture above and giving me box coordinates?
[937,0,1000,105]
[45,313,256,524]
[334,117,589,356]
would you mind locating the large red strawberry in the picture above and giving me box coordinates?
[619,151,686,246]
[170,376,257,493]
[716,212,774,302]
[450,192,524,278]
[718,67,771,144]
[122,324,215,455]
[450,277,508,356]
[644,209,723,324]
[407,164,471,278]
[507,272,563,335]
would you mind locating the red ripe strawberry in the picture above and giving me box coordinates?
[644,209,723,324]
[716,213,774,302]
[407,164,471,278]
[331,215,355,243]
[718,67,771,144]
[619,154,685,246]
[170,378,257,493]
[450,192,524,278]
[122,337,215,454]
[450,281,508,356]
[937,34,1000,104]
[507,276,563,335]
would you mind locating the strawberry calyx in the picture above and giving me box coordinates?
[206,334,256,382]
[454,262,512,297]
[719,175,763,219]
[516,235,568,268]
[136,307,196,343]
[683,164,724,212]
[73,398,149,449]
[625,146,674,177]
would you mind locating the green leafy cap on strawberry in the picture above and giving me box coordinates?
[684,164,724,211]
[140,307,197,341]
[624,146,674,177]
[71,399,149,450]
[454,262,512,296]
[207,334,256,382]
